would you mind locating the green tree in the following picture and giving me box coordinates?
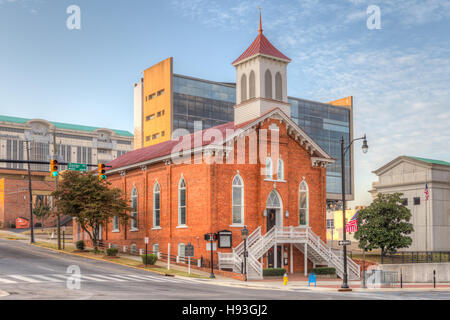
[354,193,414,263]
[52,171,131,252]
[33,202,51,230]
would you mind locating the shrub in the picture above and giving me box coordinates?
[35,222,42,228]
[141,253,158,265]
[263,268,286,277]
[106,247,118,256]
[76,240,85,250]
[310,267,336,275]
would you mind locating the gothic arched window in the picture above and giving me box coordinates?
[266,157,273,179]
[275,72,282,101]
[249,71,256,99]
[299,180,309,225]
[265,69,272,99]
[178,178,186,226]
[153,182,160,228]
[241,74,247,102]
[232,174,244,225]
[131,186,138,230]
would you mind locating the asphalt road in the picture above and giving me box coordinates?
[0,238,449,300]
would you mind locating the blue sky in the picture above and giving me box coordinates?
[1,0,449,206]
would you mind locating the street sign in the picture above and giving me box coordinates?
[338,240,351,246]
[144,237,149,244]
[68,163,87,172]
[185,243,194,257]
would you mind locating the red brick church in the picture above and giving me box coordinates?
[74,20,360,280]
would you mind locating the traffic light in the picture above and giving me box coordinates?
[50,159,58,177]
[98,163,106,180]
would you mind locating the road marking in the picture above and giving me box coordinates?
[108,274,157,282]
[8,275,41,283]
[90,274,127,282]
[0,277,17,284]
[31,275,64,282]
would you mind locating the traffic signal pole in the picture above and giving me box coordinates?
[25,141,35,243]
[53,130,61,250]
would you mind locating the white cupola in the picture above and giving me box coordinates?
[232,12,291,125]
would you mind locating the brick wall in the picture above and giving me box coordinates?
[75,117,328,274]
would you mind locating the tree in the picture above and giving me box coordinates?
[354,193,414,263]
[33,202,51,230]
[52,171,131,252]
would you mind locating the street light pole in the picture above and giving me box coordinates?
[340,134,368,290]
[241,226,249,282]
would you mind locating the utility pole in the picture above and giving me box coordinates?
[25,140,34,243]
[53,129,61,250]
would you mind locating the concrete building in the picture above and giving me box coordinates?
[0,115,133,228]
[370,156,450,251]
[82,19,361,280]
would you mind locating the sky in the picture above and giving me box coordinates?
[1,0,449,206]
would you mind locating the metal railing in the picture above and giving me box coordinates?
[347,250,450,264]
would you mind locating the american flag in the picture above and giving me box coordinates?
[425,183,429,201]
[345,210,359,233]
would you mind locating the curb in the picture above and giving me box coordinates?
[29,243,205,280]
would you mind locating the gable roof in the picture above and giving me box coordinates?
[0,115,133,137]
[373,155,450,175]
[232,33,291,65]
[106,108,333,174]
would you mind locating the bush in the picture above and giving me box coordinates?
[263,268,286,277]
[76,240,85,251]
[35,222,42,228]
[141,253,158,265]
[106,247,119,256]
[310,267,336,275]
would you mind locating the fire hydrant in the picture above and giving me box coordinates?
[283,273,288,286]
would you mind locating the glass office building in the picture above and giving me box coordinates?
[169,75,352,201]
[172,74,235,133]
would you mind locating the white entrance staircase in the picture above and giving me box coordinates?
[218,226,361,280]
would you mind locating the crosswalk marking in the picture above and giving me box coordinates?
[31,275,64,282]
[0,273,202,285]
[90,274,127,282]
[0,277,17,284]
[8,275,41,283]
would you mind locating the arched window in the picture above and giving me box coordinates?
[241,74,247,102]
[232,174,244,225]
[131,186,138,230]
[178,178,186,226]
[275,72,282,101]
[265,69,272,99]
[299,181,309,225]
[277,158,284,180]
[153,182,160,228]
[178,243,185,258]
[265,157,273,179]
[266,190,281,208]
[249,71,256,99]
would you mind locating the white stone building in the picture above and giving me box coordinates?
[370,156,450,251]
[0,115,133,171]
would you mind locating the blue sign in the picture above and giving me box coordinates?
[308,273,317,287]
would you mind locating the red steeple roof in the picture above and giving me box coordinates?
[232,12,291,65]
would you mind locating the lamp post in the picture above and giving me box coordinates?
[241,226,249,282]
[340,134,368,289]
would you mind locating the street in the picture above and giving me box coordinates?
[0,239,448,300]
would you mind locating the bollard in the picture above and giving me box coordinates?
[433,270,436,288]
[283,273,288,286]
[400,270,403,289]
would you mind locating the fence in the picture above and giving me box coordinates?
[365,270,400,288]
[348,251,450,264]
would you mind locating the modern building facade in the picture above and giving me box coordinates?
[0,115,133,228]
[89,21,361,280]
[133,63,353,202]
[370,156,450,251]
